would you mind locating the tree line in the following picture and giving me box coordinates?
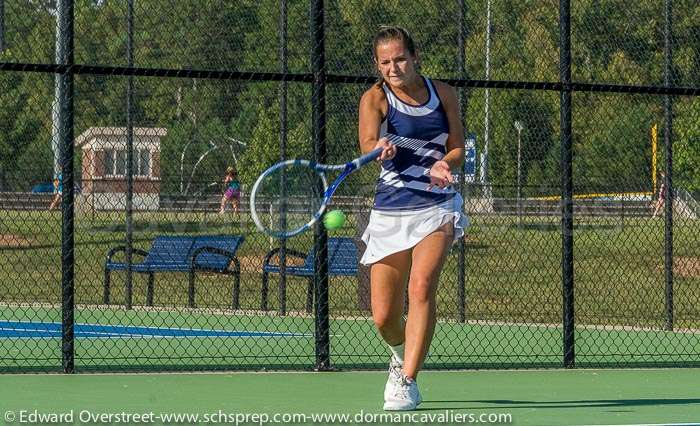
[0,0,697,197]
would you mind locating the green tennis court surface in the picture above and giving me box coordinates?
[2,305,700,371]
[0,369,698,425]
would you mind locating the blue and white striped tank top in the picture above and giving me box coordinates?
[374,77,456,211]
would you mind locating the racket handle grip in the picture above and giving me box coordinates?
[354,148,384,168]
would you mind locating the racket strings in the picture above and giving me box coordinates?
[253,163,325,235]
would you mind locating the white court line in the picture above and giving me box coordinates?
[0,319,305,334]
[0,325,314,338]
[578,423,700,426]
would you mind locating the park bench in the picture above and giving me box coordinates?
[261,237,358,315]
[104,235,244,309]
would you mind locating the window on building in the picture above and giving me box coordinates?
[138,150,151,177]
[103,149,151,177]
[115,150,127,176]
[104,149,115,176]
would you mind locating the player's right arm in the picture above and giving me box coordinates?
[358,86,395,161]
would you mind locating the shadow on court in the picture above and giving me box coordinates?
[417,397,700,410]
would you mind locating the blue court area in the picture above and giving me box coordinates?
[0,321,309,339]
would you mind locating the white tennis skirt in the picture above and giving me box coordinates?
[360,193,469,265]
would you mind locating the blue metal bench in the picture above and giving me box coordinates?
[261,237,358,315]
[104,235,244,309]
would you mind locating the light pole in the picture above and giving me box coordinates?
[51,1,67,176]
[514,120,524,227]
[483,0,492,203]
[0,0,5,53]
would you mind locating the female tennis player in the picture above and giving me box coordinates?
[358,26,468,411]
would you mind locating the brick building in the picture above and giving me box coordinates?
[76,127,167,211]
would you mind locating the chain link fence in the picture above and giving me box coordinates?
[0,0,698,372]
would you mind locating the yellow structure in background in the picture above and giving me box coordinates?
[535,192,651,201]
[534,125,659,202]
[651,123,658,196]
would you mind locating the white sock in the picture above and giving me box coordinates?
[389,342,405,365]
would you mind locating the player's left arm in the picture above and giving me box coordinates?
[435,81,465,170]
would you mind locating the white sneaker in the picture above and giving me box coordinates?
[383,356,403,402]
[383,374,422,411]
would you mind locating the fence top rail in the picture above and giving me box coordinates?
[1,62,699,96]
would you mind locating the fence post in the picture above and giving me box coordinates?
[125,0,135,310]
[559,0,575,369]
[58,0,75,374]
[663,0,674,331]
[311,0,331,371]
[457,0,468,323]
[277,0,289,317]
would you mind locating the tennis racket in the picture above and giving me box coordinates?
[250,147,383,238]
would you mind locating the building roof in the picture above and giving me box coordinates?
[75,127,168,149]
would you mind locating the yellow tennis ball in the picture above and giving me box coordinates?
[323,210,346,230]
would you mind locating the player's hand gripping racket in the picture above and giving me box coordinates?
[250,147,383,238]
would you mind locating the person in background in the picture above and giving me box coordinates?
[651,171,666,218]
[219,166,241,216]
[48,168,63,211]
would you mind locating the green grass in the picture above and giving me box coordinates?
[1,209,698,322]
[0,209,699,370]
